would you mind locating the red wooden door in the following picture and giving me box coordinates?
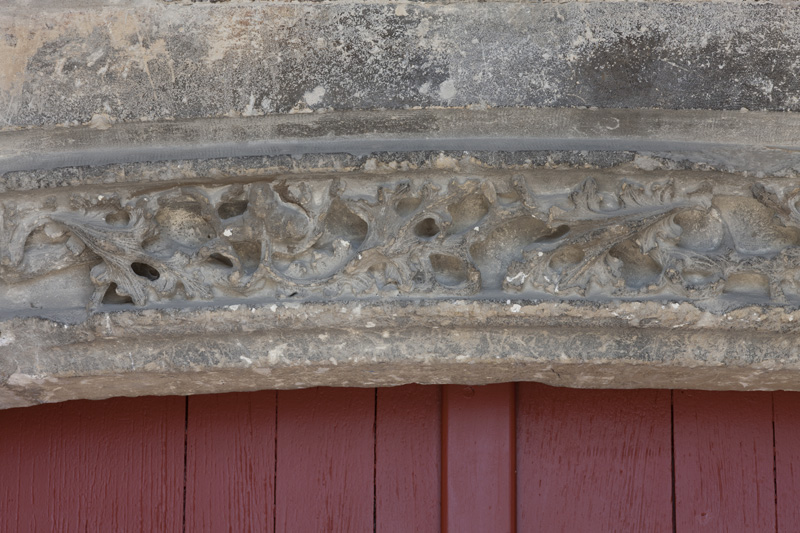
[443,384,516,533]
[2,384,799,532]
[0,397,184,532]
[376,385,441,532]
[673,391,776,531]
[185,391,276,532]
[517,385,673,531]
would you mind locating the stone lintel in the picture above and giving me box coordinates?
[3,109,800,408]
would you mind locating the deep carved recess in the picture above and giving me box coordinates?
[3,170,800,313]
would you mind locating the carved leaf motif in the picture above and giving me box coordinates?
[4,173,800,311]
[505,178,800,308]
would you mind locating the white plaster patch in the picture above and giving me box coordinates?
[268,344,287,365]
[304,85,326,106]
[438,79,456,100]
[7,373,43,387]
[506,272,527,283]
[86,48,105,67]
[633,155,661,171]
[0,331,14,346]
[243,93,259,116]
[88,113,113,130]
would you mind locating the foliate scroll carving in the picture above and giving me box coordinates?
[503,179,800,310]
[2,177,499,306]
[3,171,800,312]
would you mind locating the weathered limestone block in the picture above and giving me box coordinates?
[4,1,800,127]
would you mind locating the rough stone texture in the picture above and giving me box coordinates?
[3,1,800,129]
[4,152,800,407]
[3,299,800,409]
[4,0,800,408]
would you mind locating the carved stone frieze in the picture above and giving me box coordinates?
[2,169,800,314]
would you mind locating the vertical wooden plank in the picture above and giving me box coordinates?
[517,384,673,532]
[275,387,375,532]
[674,390,775,532]
[0,396,185,532]
[376,385,441,533]
[186,391,276,532]
[442,383,515,533]
[774,391,800,532]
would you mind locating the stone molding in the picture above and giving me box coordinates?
[4,168,800,313]
[3,107,800,177]
[3,106,800,408]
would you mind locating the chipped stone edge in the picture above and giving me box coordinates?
[2,299,800,409]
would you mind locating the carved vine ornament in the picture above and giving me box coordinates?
[3,173,800,312]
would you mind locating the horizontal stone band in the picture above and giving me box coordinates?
[3,108,800,176]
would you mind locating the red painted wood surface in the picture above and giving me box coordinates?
[774,391,800,531]
[442,383,516,533]
[0,396,184,532]
[5,385,800,531]
[185,391,277,532]
[274,387,375,532]
[376,385,441,533]
[517,384,673,531]
[673,390,776,532]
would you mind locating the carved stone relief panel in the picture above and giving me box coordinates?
[2,168,800,315]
